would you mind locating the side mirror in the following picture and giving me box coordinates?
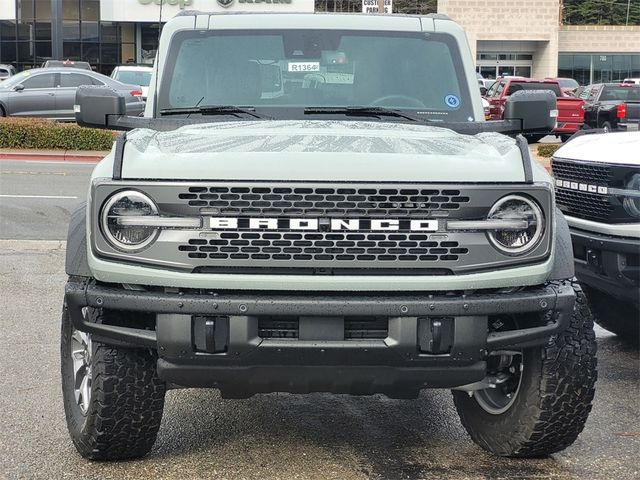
[75,85,126,128]
[479,86,488,97]
[13,84,24,92]
[503,90,557,134]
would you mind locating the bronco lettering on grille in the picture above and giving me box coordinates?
[208,217,439,232]
[555,179,608,195]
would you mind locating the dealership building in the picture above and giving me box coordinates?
[0,0,315,74]
[0,0,639,84]
[438,0,640,85]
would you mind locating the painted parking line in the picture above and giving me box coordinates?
[0,194,79,199]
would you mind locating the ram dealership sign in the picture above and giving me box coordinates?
[101,0,314,22]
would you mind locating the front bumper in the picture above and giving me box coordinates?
[65,280,575,397]
[570,226,640,305]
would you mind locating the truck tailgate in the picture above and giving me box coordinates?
[557,97,584,124]
[622,102,640,128]
[554,97,584,134]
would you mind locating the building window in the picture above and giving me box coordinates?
[559,53,640,85]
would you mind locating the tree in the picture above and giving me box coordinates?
[563,0,640,25]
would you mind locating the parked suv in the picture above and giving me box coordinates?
[486,77,585,142]
[0,64,17,81]
[63,12,596,461]
[552,132,639,340]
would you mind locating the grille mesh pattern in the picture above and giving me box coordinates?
[552,158,614,222]
[178,186,470,217]
[552,159,612,185]
[179,232,469,262]
[555,189,613,222]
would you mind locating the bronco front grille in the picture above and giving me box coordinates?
[551,158,612,185]
[179,232,469,263]
[552,158,636,223]
[177,186,470,217]
[92,182,554,274]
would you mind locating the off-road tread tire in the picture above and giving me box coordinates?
[452,280,597,457]
[583,286,639,343]
[61,306,166,460]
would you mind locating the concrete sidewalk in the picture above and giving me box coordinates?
[0,148,108,162]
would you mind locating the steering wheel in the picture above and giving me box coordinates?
[370,95,426,108]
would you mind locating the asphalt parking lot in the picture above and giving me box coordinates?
[0,159,638,480]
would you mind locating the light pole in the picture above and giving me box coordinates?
[626,0,631,26]
[378,0,385,14]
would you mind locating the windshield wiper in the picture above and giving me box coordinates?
[159,105,270,119]
[303,106,431,123]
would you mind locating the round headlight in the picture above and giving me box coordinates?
[487,195,544,255]
[100,190,159,251]
[622,174,640,219]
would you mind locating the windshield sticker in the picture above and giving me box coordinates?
[288,62,320,73]
[444,94,460,109]
[323,73,354,84]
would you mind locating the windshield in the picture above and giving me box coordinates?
[159,30,474,122]
[0,70,31,88]
[115,70,152,86]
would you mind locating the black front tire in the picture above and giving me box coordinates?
[452,281,597,457]
[61,305,166,460]
[583,286,639,343]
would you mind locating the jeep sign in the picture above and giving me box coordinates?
[101,0,313,21]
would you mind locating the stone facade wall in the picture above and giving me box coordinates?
[558,26,640,53]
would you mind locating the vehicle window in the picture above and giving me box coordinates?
[557,78,579,89]
[601,85,640,101]
[160,30,474,122]
[487,80,501,97]
[0,68,8,76]
[507,82,561,97]
[586,86,600,101]
[59,73,101,87]
[22,74,56,89]
[114,71,152,86]
[578,87,590,100]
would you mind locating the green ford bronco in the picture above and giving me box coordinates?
[63,12,597,460]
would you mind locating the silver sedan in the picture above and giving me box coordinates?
[0,67,145,120]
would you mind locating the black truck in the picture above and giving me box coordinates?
[578,83,640,132]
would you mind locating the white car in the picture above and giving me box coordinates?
[110,65,153,100]
[622,78,640,85]
[552,131,640,341]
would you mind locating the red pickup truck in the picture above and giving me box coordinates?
[486,77,585,142]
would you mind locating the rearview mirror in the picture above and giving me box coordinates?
[75,85,126,128]
[13,84,24,92]
[479,86,488,97]
[503,90,557,134]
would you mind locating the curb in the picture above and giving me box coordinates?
[0,151,105,162]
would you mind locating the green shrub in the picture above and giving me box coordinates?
[537,144,561,158]
[0,117,116,151]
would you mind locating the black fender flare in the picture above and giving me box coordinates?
[550,208,575,280]
[65,203,91,277]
